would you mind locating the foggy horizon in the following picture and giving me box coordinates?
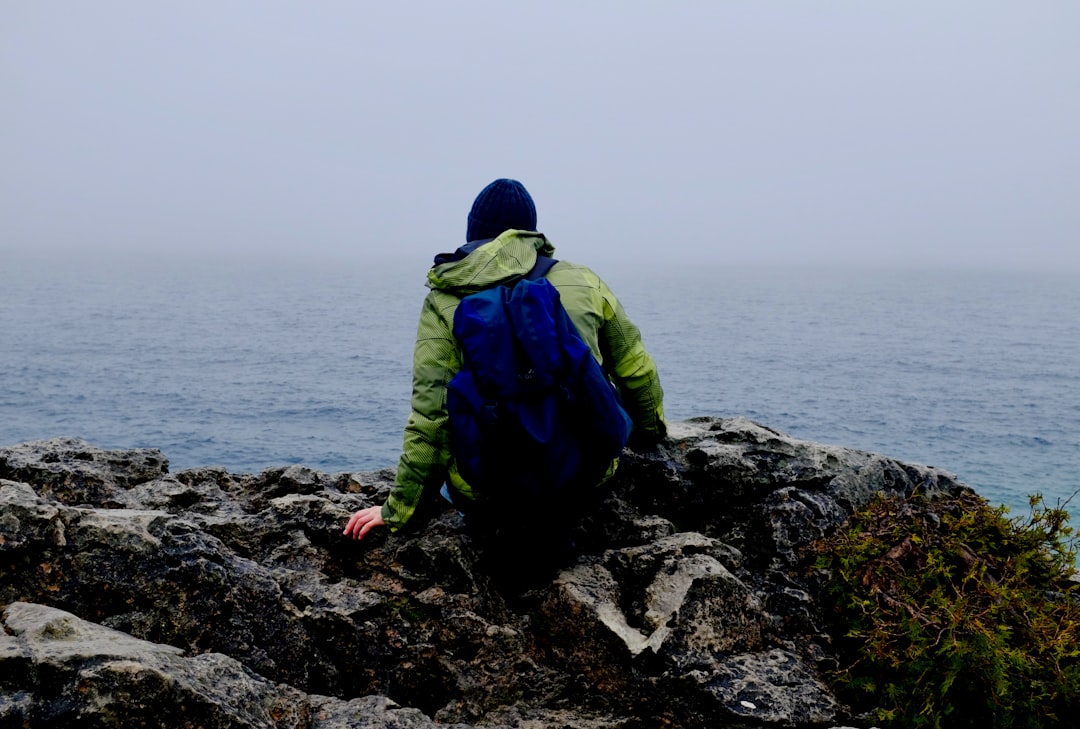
[4,2,1078,273]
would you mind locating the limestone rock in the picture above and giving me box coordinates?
[0,417,966,727]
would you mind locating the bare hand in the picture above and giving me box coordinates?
[343,505,386,540]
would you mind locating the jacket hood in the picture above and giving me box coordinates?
[427,230,556,296]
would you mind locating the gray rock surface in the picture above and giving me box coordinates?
[0,417,956,727]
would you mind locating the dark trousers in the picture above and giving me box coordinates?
[462,495,582,594]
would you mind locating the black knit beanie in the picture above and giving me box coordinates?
[466,179,537,242]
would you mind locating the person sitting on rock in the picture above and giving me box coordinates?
[342,178,667,565]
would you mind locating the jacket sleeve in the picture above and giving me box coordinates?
[381,293,458,531]
[597,280,667,444]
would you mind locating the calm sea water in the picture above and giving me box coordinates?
[3,252,1078,524]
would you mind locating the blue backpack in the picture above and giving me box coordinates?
[447,258,633,505]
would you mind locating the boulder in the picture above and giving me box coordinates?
[0,417,968,727]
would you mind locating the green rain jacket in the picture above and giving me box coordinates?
[381,230,667,531]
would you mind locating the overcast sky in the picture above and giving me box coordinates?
[3,1,1078,271]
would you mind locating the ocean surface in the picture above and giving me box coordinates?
[3,252,1078,526]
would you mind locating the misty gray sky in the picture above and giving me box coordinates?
[3,1,1078,271]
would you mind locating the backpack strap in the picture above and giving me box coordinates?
[524,255,558,281]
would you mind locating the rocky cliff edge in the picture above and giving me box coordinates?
[0,417,970,728]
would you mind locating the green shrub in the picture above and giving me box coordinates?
[814,489,1080,728]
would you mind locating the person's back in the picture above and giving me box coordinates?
[446,263,634,507]
[343,179,666,581]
